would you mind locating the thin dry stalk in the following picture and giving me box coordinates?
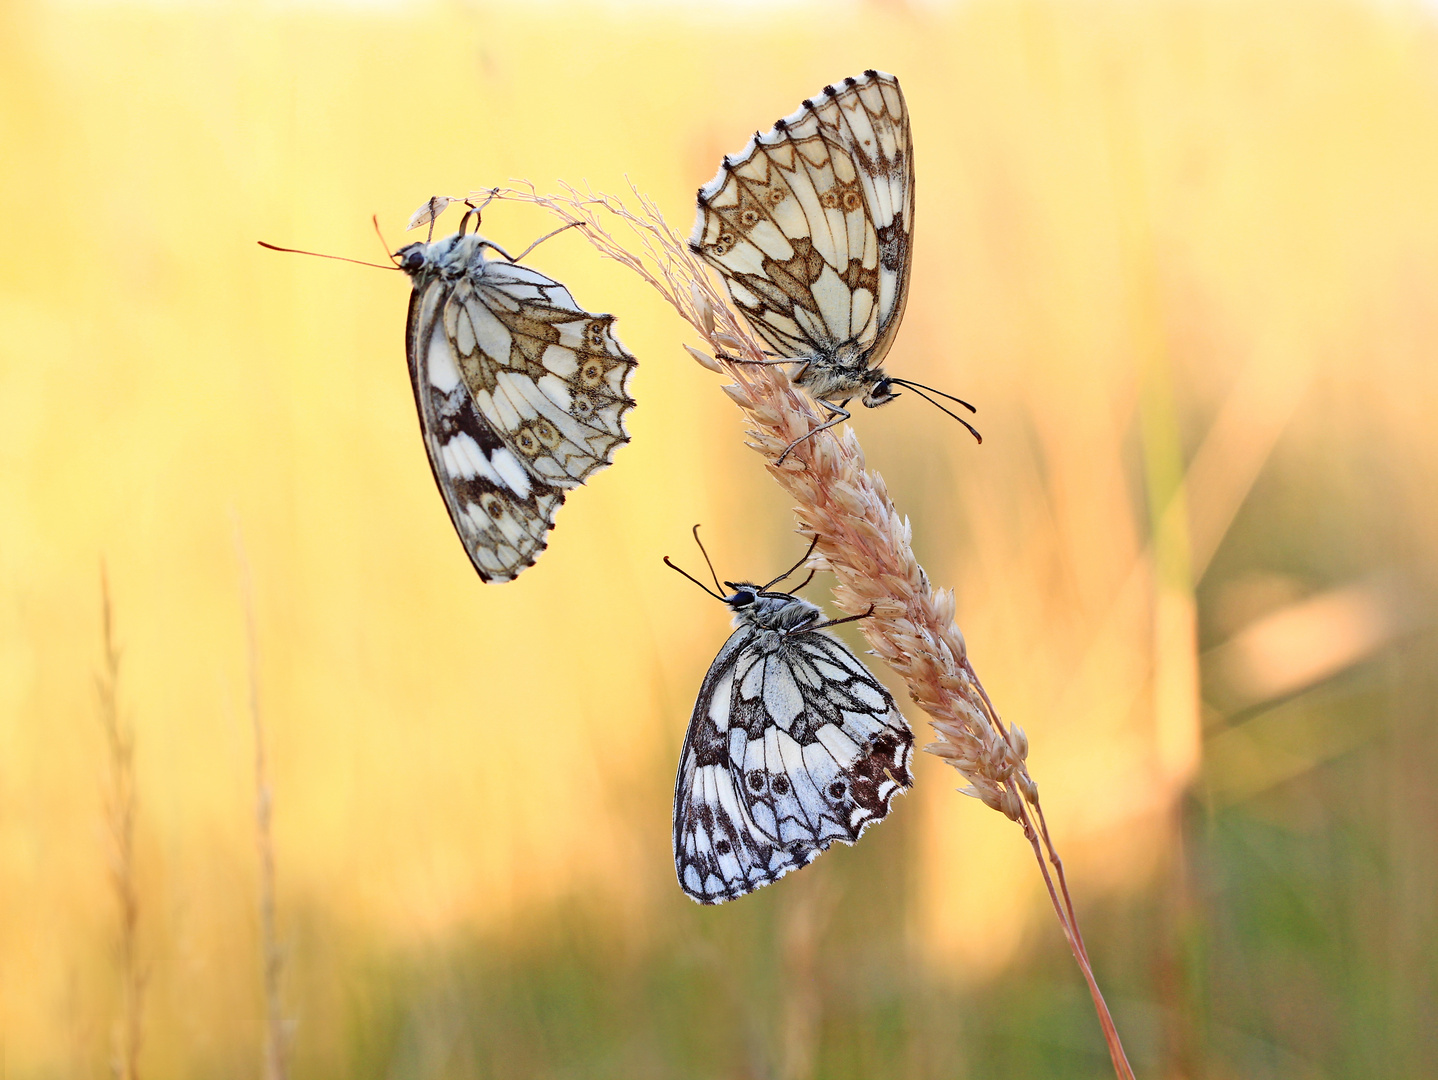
[97,567,146,1080]
[498,182,1135,1079]
[234,527,291,1080]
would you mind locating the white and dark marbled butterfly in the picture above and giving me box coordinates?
[666,534,914,904]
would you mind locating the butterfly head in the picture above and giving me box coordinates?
[722,583,759,609]
[393,241,431,277]
[722,582,822,632]
[861,372,902,409]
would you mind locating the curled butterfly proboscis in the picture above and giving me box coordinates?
[666,529,914,905]
[395,196,638,582]
[689,69,979,463]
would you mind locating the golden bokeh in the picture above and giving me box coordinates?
[3,0,1437,1074]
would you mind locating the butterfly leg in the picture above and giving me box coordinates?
[717,353,795,368]
[809,604,875,632]
[503,221,585,263]
[774,401,852,467]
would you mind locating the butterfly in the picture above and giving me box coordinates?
[690,69,978,462]
[393,199,638,582]
[666,532,914,904]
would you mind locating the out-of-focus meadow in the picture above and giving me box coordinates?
[3,0,1437,1075]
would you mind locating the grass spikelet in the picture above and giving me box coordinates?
[497,181,1136,1079]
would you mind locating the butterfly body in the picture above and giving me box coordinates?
[790,345,902,412]
[397,231,637,582]
[673,580,914,905]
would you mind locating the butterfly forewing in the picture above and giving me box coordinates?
[674,588,914,904]
[690,70,913,387]
[402,232,637,582]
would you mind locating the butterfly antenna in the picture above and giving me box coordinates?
[886,378,978,413]
[762,534,820,591]
[371,215,402,265]
[691,525,725,594]
[256,241,398,271]
[787,568,816,594]
[663,556,725,601]
[888,381,983,444]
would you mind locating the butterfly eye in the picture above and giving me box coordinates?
[398,248,426,272]
[730,589,756,607]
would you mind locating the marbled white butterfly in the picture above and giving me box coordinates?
[666,533,914,904]
[395,199,637,582]
[690,70,979,462]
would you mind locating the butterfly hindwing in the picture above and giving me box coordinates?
[400,232,637,583]
[690,70,913,384]
[673,588,914,904]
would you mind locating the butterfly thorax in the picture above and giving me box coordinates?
[725,587,823,635]
[793,350,901,410]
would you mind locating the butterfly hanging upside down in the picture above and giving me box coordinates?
[392,197,637,582]
[690,69,980,464]
[666,530,915,904]
[262,197,637,582]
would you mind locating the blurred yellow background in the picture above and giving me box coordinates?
[3,0,1436,1076]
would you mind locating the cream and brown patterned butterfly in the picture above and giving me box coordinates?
[666,531,914,904]
[265,197,638,583]
[690,70,979,463]
[392,197,637,581]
